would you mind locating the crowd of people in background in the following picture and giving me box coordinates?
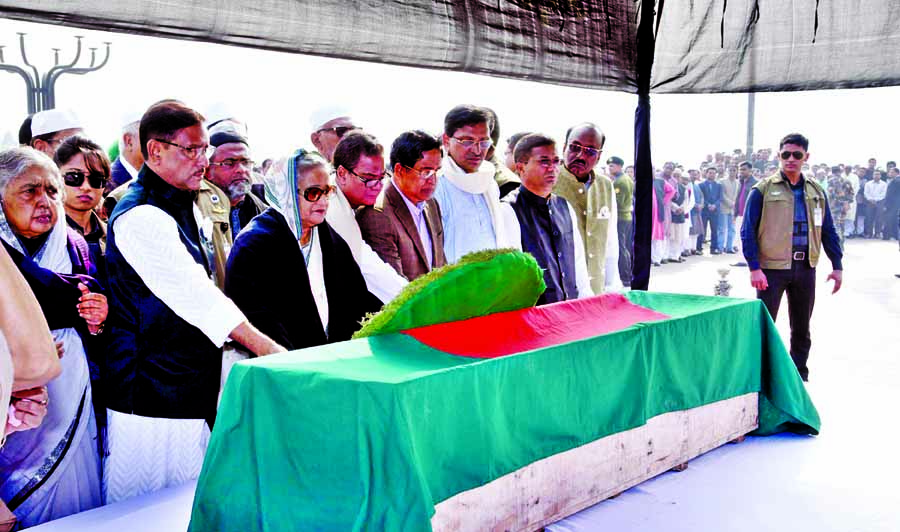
[646,148,900,270]
[0,100,895,530]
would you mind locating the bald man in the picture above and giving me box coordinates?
[553,123,620,293]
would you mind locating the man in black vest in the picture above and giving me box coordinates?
[504,134,592,305]
[104,100,285,503]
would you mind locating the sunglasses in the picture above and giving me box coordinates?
[63,170,107,189]
[568,142,600,158]
[317,126,355,139]
[345,167,387,189]
[301,185,335,202]
[780,150,805,161]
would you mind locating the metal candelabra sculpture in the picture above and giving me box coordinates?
[0,32,110,114]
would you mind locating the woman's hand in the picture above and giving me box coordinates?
[5,386,49,436]
[76,282,107,334]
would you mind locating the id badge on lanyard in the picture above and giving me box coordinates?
[813,205,823,227]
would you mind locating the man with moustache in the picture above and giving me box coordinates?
[28,109,83,158]
[198,123,267,289]
[741,133,843,382]
[328,131,408,303]
[357,130,447,281]
[309,107,358,163]
[504,134,591,304]
[433,105,521,263]
[104,101,286,502]
[553,123,619,293]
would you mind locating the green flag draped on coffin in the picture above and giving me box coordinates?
[189,252,819,532]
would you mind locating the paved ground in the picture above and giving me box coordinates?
[551,238,900,532]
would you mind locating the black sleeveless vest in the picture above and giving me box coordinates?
[105,167,220,423]
[506,186,579,305]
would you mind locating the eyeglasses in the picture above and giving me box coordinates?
[532,157,562,168]
[451,137,493,152]
[154,139,215,160]
[567,142,600,158]
[780,150,805,161]
[316,126,355,139]
[63,169,107,189]
[345,167,387,189]
[300,185,335,202]
[401,165,438,180]
[209,158,255,170]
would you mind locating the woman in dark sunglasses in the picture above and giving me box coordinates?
[224,149,380,351]
[54,135,110,284]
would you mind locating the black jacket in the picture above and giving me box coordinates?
[105,167,220,423]
[225,208,378,350]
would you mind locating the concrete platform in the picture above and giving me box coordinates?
[550,237,900,532]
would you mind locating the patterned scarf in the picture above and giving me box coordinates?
[263,149,308,241]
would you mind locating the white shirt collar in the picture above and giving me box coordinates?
[121,157,140,179]
[392,179,426,217]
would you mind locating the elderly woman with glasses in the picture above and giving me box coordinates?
[225,149,379,351]
[0,147,106,527]
[55,135,111,284]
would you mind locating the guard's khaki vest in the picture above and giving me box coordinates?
[755,174,825,270]
[196,180,233,290]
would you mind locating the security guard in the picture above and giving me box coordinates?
[740,133,844,382]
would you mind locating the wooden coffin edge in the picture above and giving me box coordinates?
[431,392,759,532]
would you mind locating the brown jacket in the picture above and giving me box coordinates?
[356,181,446,281]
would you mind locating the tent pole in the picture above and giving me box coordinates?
[632,93,652,291]
[630,0,658,291]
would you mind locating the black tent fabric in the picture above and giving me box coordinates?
[652,0,900,93]
[0,1,638,92]
[3,1,898,93]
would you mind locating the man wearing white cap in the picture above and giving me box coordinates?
[29,109,83,157]
[109,112,145,194]
[309,106,357,163]
[198,122,267,289]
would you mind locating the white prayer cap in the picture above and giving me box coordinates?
[31,109,82,137]
[205,102,238,128]
[309,105,353,132]
[204,102,249,137]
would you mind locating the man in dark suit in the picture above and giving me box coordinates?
[108,117,144,194]
[357,130,447,281]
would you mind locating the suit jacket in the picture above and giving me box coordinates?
[356,181,446,281]
[225,209,378,350]
[109,157,134,195]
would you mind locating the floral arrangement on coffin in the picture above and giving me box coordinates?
[353,248,546,339]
